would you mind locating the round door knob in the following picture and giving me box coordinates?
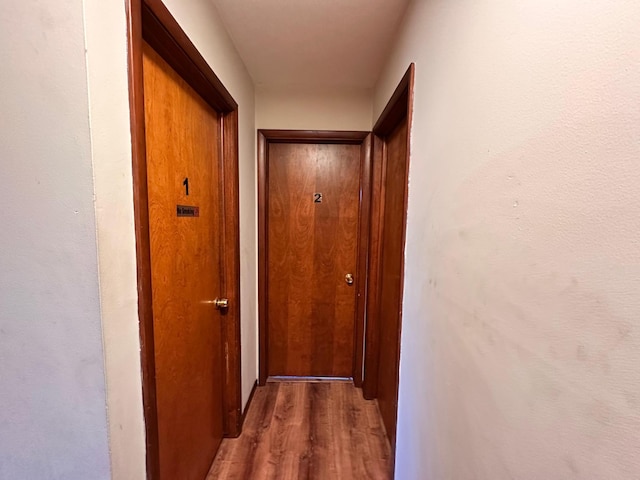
[345,274,354,286]
[213,298,229,309]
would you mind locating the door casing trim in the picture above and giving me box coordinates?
[257,130,372,386]
[126,1,242,477]
[362,64,415,458]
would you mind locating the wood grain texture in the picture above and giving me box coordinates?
[267,143,361,377]
[125,0,161,477]
[220,109,243,437]
[353,134,373,387]
[363,136,386,401]
[143,0,236,112]
[257,132,269,385]
[375,117,408,448]
[259,130,369,144]
[128,2,243,475]
[372,64,415,136]
[258,131,371,385]
[364,64,415,453]
[144,43,224,480]
[207,382,392,480]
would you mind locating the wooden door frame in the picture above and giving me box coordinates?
[257,130,372,386]
[362,64,415,421]
[125,0,243,477]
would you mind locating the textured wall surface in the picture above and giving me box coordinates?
[83,0,146,477]
[374,0,640,478]
[0,0,111,478]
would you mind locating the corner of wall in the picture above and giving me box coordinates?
[82,0,147,478]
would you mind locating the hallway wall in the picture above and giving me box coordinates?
[256,86,372,131]
[0,0,110,478]
[374,0,640,478]
[83,2,145,477]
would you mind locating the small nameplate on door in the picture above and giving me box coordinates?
[314,193,323,203]
[177,205,199,217]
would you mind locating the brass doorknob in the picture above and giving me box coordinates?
[213,298,229,309]
[345,274,354,286]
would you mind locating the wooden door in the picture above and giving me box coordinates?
[364,64,414,451]
[143,42,224,479]
[376,116,408,446]
[267,142,361,377]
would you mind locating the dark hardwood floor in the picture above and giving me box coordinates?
[207,381,392,479]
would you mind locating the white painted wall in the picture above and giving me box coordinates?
[0,0,111,478]
[83,1,146,478]
[256,86,372,131]
[374,1,640,478]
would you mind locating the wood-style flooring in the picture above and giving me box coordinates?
[207,381,392,480]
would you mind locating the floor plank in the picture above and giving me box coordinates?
[207,381,392,480]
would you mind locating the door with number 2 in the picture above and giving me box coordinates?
[264,136,368,378]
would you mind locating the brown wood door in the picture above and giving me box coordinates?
[376,116,409,447]
[267,142,361,377]
[143,42,224,479]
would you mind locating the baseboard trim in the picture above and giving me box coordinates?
[237,380,258,433]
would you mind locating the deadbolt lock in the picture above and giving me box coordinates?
[213,298,229,310]
[345,273,354,286]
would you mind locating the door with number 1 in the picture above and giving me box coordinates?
[143,42,225,479]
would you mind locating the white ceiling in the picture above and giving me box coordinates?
[211,0,410,89]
